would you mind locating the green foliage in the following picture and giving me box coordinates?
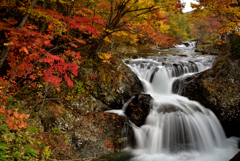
[41,146,52,160]
[0,114,39,161]
[74,81,86,95]
[168,12,191,41]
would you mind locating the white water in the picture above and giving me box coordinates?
[123,43,239,161]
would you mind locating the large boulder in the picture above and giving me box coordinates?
[182,57,240,137]
[125,93,152,127]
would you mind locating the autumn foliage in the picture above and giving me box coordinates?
[0,0,184,160]
[190,0,240,46]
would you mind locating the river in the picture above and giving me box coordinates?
[107,42,239,161]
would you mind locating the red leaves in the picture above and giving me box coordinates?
[41,53,64,66]
[43,70,63,87]
[67,16,103,37]
[64,74,74,87]
[64,49,82,60]
[89,73,96,80]
[40,53,79,87]
[1,0,106,95]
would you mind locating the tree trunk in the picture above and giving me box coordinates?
[68,0,76,18]
[40,0,47,32]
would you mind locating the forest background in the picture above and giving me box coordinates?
[1,0,240,160]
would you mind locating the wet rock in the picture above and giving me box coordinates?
[150,67,159,83]
[172,79,184,94]
[156,104,181,113]
[93,151,133,161]
[125,93,152,127]
[182,42,190,47]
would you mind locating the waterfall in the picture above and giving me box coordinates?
[124,54,239,161]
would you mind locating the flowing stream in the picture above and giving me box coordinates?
[108,42,239,161]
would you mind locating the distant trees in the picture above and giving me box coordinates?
[190,0,240,55]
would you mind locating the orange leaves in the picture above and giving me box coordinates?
[104,139,114,150]
[70,43,78,48]
[96,2,110,10]
[19,46,29,54]
[0,105,29,131]
[134,24,176,48]
[73,38,86,44]
[48,23,55,31]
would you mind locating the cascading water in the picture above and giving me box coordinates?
[121,43,239,161]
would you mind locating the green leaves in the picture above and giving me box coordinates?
[24,148,38,157]
[38,142,46,148]
[0,115,39,161]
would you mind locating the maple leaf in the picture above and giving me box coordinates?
[65,74,74,87]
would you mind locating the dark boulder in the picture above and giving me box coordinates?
[125,93,152,127]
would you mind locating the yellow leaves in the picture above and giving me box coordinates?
[216,39,225,45]
[3,41,14,46]
[103,36,112,43]
[113,31,129,37]
[98,53,112,63]
[30,9,67,36]
[65,95,73,100]
[4,42,10,46]
[37,84,43,88]
[105,29,113,33]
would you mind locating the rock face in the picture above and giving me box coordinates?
[51,57,146,159]
[125,93,152,127]
[182,57,240,137]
